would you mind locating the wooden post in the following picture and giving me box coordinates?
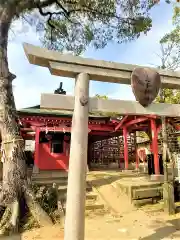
[161,116,175,215]
[150,119,159,175]
[33,127,40,174]
[64,72,89,240]
[123,127,128,170]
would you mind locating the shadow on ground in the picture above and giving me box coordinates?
[141,219,180,240]
[0,235,21,240]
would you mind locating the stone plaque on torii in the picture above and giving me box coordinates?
[23,43,180,240]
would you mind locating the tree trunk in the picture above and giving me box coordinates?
[0,7,52,235]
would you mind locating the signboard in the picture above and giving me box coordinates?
[25,140,35,151]
[177,154,180,183]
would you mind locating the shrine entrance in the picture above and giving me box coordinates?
[23,43,180,240]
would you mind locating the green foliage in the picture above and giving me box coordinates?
[1,1,168,55]
[41,0,158,54]
[95,94,108,100]
[160,4,180,47]
[156,5,180,104]
[155,89,180,104]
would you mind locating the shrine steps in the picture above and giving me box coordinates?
[115,176,163,206]
[59,192,105,212]
[32,170,68,179]
[32,170,105,214]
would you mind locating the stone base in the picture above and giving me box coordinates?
[33,164,39,174]
[150,174,164,182]
[121,169,134,173]
[163,182,175,215]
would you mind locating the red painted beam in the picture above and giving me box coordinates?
[111,120,120,124]
[124,117,148,128]
[144,114,158,119]
[128,127,148,133]
[89,125,114,131]
[21,125,114,133]
[20,115,71,123]
[115,115,129,131]
[39,126,71,132]
[19,115,106,125]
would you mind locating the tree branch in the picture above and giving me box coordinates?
[37,0,144,32]
[13,0,56,16]
[37,0,78,28]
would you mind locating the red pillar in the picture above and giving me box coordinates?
[34,127,40,169]
[136,150,139,170]
[150,119,159,175]
[123,127,128,170]
[134,132,139,170]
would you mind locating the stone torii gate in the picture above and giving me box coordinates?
[23,43,180,240]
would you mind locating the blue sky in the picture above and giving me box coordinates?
[9,1,174,109]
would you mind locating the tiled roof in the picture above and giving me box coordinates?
[18,105,122,120]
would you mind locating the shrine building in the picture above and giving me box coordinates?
[17,85,180,175]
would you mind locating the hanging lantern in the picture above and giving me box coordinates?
[131,67,161,107]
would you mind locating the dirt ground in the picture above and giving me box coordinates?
[3,203,180,240]
[4,171,180,240]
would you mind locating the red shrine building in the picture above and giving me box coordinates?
[17,89,180,175]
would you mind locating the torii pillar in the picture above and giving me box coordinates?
[64,73,89,240]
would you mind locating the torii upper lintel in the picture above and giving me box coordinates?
[23,43,180,89]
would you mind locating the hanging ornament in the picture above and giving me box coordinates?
[131,67,161,107]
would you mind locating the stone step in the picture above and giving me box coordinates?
[59,192,97,201]
[115,179,163,205]
[132,187,162,200]
[33,178,92,190]
[61,202,104,211]
[32,173,67,178]
[61,197,97,206]
[86,193,97,200]
[85,203,104,211]
[58,192,104,212]
[32,178,68,186]
[33,183,92,194]
[32,171,68,179]
[86,197,97,205]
